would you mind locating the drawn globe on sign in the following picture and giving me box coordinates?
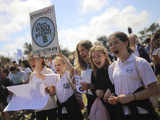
[32,17,55,47]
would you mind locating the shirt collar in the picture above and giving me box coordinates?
[117,53,135,64]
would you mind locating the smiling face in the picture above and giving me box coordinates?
[77,45,89,63]
[91,50,106,69]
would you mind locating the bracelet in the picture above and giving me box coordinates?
[132,93,136,101]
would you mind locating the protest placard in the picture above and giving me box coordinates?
[30,5,59,57]
[4,73,59,111]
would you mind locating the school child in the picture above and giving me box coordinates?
[30,57,57,120]
[54,54,83,120]
[106,32,159,120]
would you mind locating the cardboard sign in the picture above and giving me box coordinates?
[30,5,59,57]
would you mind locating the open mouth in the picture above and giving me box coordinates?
[56,69,60,72]
[32,65,35,68]
[95,61,101,66]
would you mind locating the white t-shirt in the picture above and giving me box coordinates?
[56,71,74,103]
[108,54,157,114]
[30,67,57,111]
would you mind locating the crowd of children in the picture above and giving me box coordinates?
[0,29,160,120]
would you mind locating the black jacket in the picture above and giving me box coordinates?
[91,65,115,95]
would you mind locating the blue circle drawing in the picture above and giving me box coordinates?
[32,17,55,47]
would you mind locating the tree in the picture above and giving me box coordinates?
[0,56,11,66]
[24,42,32,55]
[139,22,160,43]
[147,23,160,34]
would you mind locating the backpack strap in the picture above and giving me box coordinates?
[134,56,145,87]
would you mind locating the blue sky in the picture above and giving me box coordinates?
[0,0,160,57]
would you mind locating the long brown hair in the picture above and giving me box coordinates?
[75,40,93,70]
[89,45,111,76]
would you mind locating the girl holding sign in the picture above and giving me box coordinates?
[30,56,57,120]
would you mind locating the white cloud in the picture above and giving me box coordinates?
[81,0,108,14]
[0,0,52,56]
[0,0,52,42]
[0,1,150,57]
[60,6,149,51]
[0,37,26,57]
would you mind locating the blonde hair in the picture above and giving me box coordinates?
[54,56,66,65]
[89,45,111,76]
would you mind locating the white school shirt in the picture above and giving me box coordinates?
[56,71,74,103]
[81,69,93,95]
[30,67,57,111]
[108,54,157,114]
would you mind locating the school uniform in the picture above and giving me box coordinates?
[108,54,158,120]
[56,71,83,120]
[30,67,57,120]
[91,65,122,120]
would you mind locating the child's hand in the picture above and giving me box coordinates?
[45,86,56,96]
[104,89,112,101]
[108,96,119,104]
[8,90,14,96]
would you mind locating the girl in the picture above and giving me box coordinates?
[89,45,113,98]
[54,54,83,120]
[75,40,93,71]
[82,45,121,120]
[106,32,159,120]
[30,56,57,120]
[75,40,95,114]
